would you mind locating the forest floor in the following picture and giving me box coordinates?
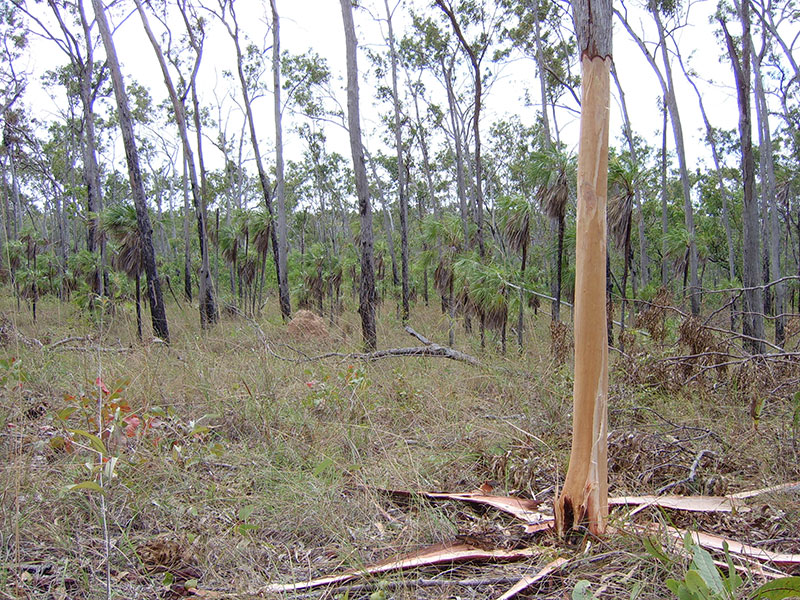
[1,292,799,600]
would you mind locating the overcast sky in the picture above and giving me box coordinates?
[20,0,752,184]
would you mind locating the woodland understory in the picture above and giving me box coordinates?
[0,292,798,600]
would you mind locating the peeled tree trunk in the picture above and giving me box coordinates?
[555,0,610,537]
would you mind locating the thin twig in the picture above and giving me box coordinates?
[656,449,715,494]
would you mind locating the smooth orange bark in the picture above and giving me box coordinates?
[554,55,611,537]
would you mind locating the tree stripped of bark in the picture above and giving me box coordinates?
[554,0,611,537]
[90,0,169,343]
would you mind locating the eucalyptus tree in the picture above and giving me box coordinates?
[675,55,736,290]
[616,1,700,316]
[405,14,472,249]
[719,3,764,353]
[340,0,377,351]
[751,14,785,347]
[14,0,108,296]
[383,0,409,322]
[270,0,291,320]
[434,0,504,259]
[210,0,285,319]
[555,0,611,538]
[0,2,27,255]
[134,0,217,327]
[90,0,169,342]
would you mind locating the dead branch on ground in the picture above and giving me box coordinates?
[266,325,481,366]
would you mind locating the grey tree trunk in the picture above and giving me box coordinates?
[76,0,105,297]
[752,37,784,347]
[270,0,291,320]
[441,54,470,248]
[91,0,169,342]
[617,9,699,313]
[182,154,192,302]
[651,9,699,315]
[677,55,736,286]
[136,0,217,326]
[611,65,648,290]
[436,0,486,257]
[660,103,669,287]
[721,8,765,354]
[340,0,377,351]
[220,3,283,316]
[385,0,409,322]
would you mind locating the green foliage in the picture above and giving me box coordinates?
[659,533,800,600]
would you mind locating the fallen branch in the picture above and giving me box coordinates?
[267,326,481,366]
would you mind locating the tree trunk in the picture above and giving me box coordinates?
[136,0,216,327]
[721,8,764,354]
[340,0,377,351]
[182,154,192,302]
[611,65,648,290]
[385,0,409,322]
[555,0,611,538]
[270,0,291,321]
[77,0,105,299]
[92,0,169,342]
[651,9,699,315]
[753,37,784,347]
[436,0,486,257]
[660,103,669,287]
[222,3,283,317]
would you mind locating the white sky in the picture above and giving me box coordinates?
[19,0,759,188]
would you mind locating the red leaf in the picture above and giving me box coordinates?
[95,377,110,395]
[123,415,141,437]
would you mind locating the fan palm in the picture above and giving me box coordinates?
[99,203,144,339]
[528,147,575,323]
[424,214,467,346]
[500,195,536,350]
[608,156,639,350]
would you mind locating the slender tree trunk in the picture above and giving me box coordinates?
[270,0,291,321]
[611,65,648,290]
[721,8,764,354]
[436,0,485,257]
[221,3,283,316]
[651,10,699,315]
[555,0,611,538]
[442,55,470,248]
[135,272,142,341]
[91,0,169,342]
[660,103,669,287]
[753,38,784,347]
[517,243,527,351]
[340,0,377,351]
[136,0,215,326]
[77,0,105,298]
[182,154,192,302]
[385,0,409,322]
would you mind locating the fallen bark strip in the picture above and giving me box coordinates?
[609,494,748,513]
[653,524,800,569]
[260,541,538,594]
[495,557,569,600]
[266,325,481,366]
[729,480,800,499]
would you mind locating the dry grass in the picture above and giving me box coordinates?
[1,292,798,599]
